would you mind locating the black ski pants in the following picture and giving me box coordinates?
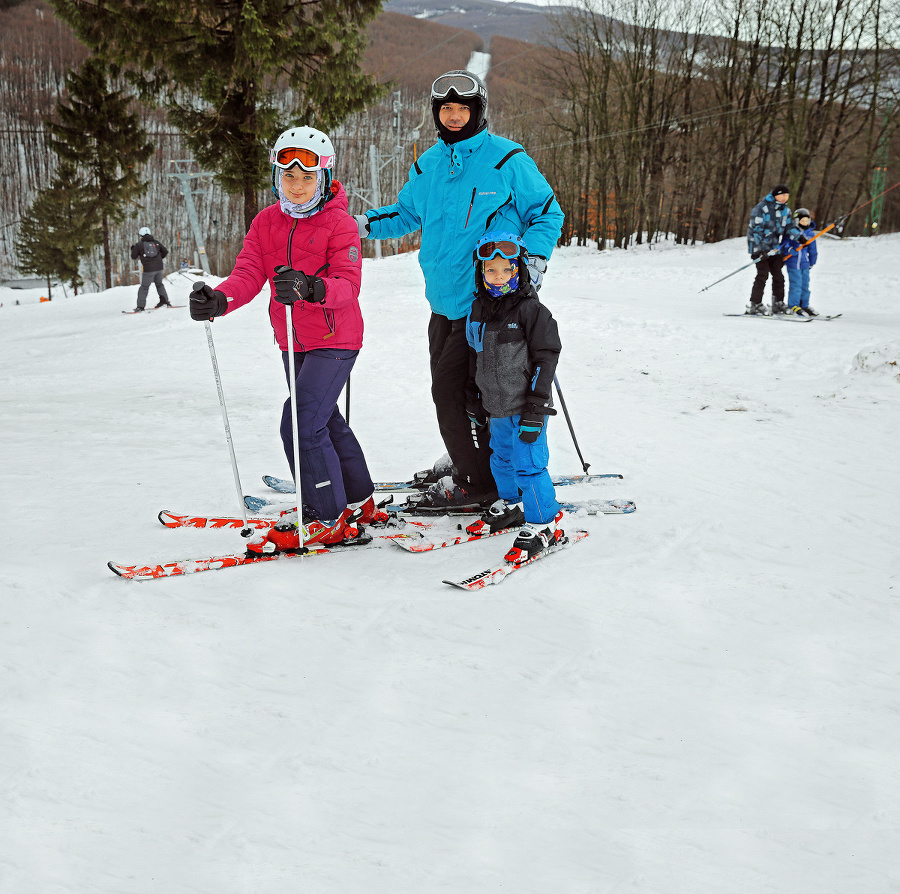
[427,312,496,495]
[750,254,785,305]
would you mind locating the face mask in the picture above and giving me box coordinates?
[484,271,519,297]
[278,169,324,218]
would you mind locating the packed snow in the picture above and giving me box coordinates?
[1,234,897,893]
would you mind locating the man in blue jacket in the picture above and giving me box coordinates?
[355,70,565,507]
[745,185,805,315]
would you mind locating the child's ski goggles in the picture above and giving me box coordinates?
[431,73,481,100]
[475,238,524,261]
[270,146,334,171]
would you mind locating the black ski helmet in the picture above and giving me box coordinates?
[431,70,488,143]
[793,207,812,221]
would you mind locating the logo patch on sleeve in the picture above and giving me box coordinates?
[349,247,358,262]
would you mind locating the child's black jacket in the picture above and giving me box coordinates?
[465,275,561,419]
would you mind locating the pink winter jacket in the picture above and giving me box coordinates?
[217,181,363,352]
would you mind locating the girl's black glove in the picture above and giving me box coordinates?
[190,282,228,320]
[273,265,326,305]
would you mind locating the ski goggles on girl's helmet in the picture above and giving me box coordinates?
[474,232,527,262]
[431,71,483,100]
[269,127,335,171]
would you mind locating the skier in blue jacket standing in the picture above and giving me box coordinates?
[781,208,819,316]
[355,70,565,508]
[745,184,805,315]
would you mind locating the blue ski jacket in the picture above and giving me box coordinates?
[747,193,804,255]
[781,223,818,270]
[364,129,564,321]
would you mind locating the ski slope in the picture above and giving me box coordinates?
[1,235,898,892]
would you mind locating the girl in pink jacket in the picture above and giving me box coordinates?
[190,127,381,550]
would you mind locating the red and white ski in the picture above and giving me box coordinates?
[108,539,387,580]
[390,526,518,552]
[157,509,425,532]
[442,530,590,591]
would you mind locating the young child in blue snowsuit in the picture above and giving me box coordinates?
[464,233,565,564]
[781,208,819,316]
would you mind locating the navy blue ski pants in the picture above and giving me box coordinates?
[280,348,374,521]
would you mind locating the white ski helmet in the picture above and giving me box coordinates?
[270,126,335,202]
[138,226,151,236]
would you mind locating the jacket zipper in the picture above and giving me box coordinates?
[464,187,476,228]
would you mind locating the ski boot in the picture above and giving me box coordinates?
[503,511,565,565]
[801,305,819,316]
[246,505,366,554]
[351,495,394,528]
[465,499,526,537]
[418,475,498,509]
[411,453,454,488]
[746,303,767,316]
[771,301,788,315]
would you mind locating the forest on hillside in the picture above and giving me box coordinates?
[1,0,897,289]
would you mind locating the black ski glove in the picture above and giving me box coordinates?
[190,282,228,320]
[273,265,326,305]
[751,249,764,260]
[518,402,557,444]
[465,387,487,429]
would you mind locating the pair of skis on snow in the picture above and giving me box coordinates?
[108,472,632,589]
[244,473,633,517]
[723,311,841,321]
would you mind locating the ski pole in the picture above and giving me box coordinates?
[698,259,758,293]
[285,303,305,548]
[553,375,591,474]
[196,300,251,536]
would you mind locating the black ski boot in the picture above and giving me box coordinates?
[465,499,525,536]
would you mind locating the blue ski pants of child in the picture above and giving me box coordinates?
[787,267,811,309]
[488,414,560,525]
[280,348,374,521]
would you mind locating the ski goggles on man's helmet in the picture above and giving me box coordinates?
[431,72,481,100]
[270,146,334,171]
[475,237,525,262]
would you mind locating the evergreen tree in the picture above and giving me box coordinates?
[47,57,154,289]
[15,163,102,297]
[48,0,386,230]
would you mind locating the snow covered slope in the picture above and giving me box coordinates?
[1,236,897,892]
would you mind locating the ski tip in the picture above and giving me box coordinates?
[442,578,475,590]
[107,561,127,578]
[158,510,177,527]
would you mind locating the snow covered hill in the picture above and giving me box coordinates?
[1,236,897,892]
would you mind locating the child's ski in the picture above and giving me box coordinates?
[389,526,518,553]
[442,530,590,590]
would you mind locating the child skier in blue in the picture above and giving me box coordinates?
[464,233,565,564]
[781,208,819,316]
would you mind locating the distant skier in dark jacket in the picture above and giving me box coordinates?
[780,208,819,316]
[464,232,564,564]
[130,226,170,311]
[745,185,804,315]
